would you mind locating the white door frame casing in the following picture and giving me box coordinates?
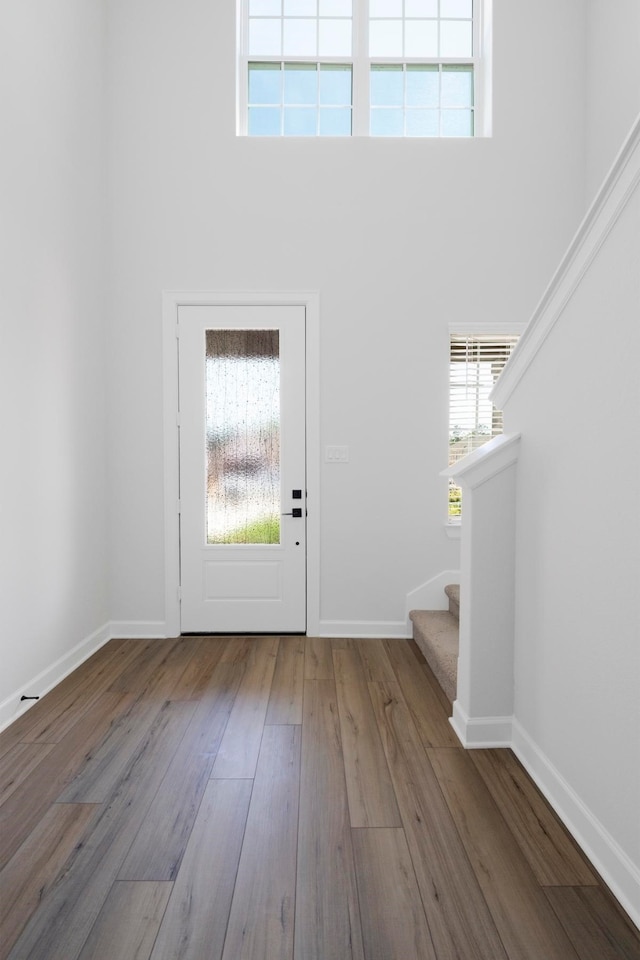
[162,290,321,637]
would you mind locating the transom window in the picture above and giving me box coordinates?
[238,0,483,136]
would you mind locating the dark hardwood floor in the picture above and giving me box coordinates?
[1,636,638,960]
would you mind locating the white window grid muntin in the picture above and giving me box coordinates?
[247,63,354,136]
[369,63,474,137]
[238,0,482,136]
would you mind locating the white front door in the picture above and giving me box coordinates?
[178,304,307,633]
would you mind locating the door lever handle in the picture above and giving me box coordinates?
[281,508,303,518]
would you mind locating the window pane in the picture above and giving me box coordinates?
[284,63,317,103]
[319,107,352,134]
[284,106,318,134]
[442,108,473,136]
[250,0,281,14]
[248,106,282,134]
[283,18,317,54]
[405,0,437,15]
[441,0,472,18]
[319,18,352,54]
[369,20,403,56]
[370,108,404,135]
[320,0,351,13]
[441,65,473,107]
[249,63,282,104]
[319,64,352,104]
[405,19,438,57]
[284,0,316,13]
[370,0,402,15]
[406,65,439,107]
[206,330,280,545]
[406,108,439,136]
[370,65,403,106]
[249,19,282,55]
[440,19,472,56]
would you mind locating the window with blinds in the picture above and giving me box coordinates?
[448,334,519,519]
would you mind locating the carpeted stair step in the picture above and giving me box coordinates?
[409,608,458,703]
[444,583,460,620]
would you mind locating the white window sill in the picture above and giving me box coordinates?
[444,522,461,540]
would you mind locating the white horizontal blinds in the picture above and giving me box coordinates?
[448,335,518,518]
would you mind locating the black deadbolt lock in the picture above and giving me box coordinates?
[292,489,302,499]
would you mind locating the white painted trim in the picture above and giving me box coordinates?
[162,290,321,638]
[492,113,640,410]
[512,720,640,930]
[319,620,410,639]
[448,320,527,336]
[449,700,513,748]
[0,623,112,733]
[441,432,521,489]
[108,621,167,640]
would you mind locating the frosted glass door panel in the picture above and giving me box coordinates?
[206,330,280,544]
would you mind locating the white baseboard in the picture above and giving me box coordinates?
[108,621,168,639]
[0,622,112,733]
[449,701,513,748]
[511,720,640,930]
[319,620,410,639]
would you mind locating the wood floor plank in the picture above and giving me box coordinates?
[76,882,172,960]
[150,779,252,960]
[0,741,56,806]
[368,681,509,960]
[221,725,301,960]
[265,636,305,724]
[6,700,196,960]
[211,636,279,779]
[470,749,597,887]
[332,646,401,828]
[107,638,185,697]
[428,747,581,960]
[304,637,334,680]
[544,886,640,960]
[0,803,98,960]
[119,662,244,880]
[0,692,129,868]
[352,828,436,960]
[294,680,365,960]
[57,697,167,804]
[166,636,225,700]
[356,639,397,682]
[383,639,460,748]
[218,636,255,663]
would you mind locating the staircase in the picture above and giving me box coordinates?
[409,584,459,703]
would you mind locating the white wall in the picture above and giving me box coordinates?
[105,0,588,633]
[505,168,640,917]
[0,1,109,720]
[586,0,640,203]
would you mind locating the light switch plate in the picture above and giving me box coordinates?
[325,445,349,463]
